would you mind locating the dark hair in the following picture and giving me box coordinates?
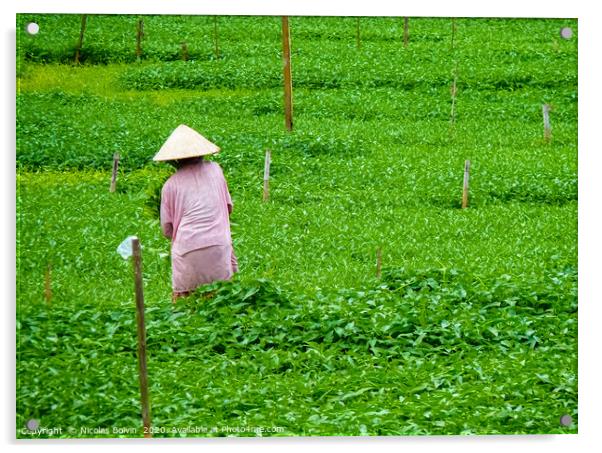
[168,156,204,169]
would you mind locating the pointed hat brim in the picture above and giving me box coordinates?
[153,124,220,161]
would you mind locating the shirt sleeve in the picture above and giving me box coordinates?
[160,183,174,239]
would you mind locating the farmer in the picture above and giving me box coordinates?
[153,124,238,302]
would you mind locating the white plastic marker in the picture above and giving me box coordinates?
[117,235,152,438]
[117,235,138,259]
[263,149,271,202]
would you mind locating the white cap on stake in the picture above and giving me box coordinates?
[117,235,138,260]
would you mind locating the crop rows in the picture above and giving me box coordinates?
[17,267,577,437]
[17,15,576,65]
[16,14,578,437]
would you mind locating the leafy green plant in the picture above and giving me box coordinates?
[16,15,578,438]
[17,268,577,437]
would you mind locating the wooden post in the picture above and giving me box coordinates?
[44,263,52,304]
[450,69,458,126]
[263,149,271,202]
[213,16,220,59]
[136,19,144,60]
[376,248,382,278]
[403,17,409,47]
[181,42,189,61]
[450,19,458,128]
[282,16,293,132]
[462,160,471,209]
[356,18,361,49]
[543,104,552,142]
[110,153,120,193]
[131,237,152,438]
[74,14,87,64]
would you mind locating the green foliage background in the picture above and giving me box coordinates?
[16,15,577,437]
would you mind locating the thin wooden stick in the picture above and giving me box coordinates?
[282,16,293,132]
[462,160,471,209]
[214,16,220,59]
[356,18,361,49]
[132,237,152,438]
[403,17,409,47]
[376,248,382,278]
[181,41,189,61]
[263,149,271,202]
[74,14,87,64]
[543,104,552,142]
[450,19,458,131]
[110,152,120,193]
[44,263,52,304]
[136,19,144,60]
[450,69,458,126]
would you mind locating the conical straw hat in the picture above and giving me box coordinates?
[153,124,220,161]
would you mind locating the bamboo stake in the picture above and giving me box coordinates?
[110,153,120,193]
[376,248,382,278]
[543,104,552,142]
[131,237,152,438]
[214,16,220,59]
[136,19,144,60]
[44,263,52,304]
[450,18,458,131]
[74,14,87,64]
[263,149,271,202]
[450,68,458,126]
[356,18,361,49]
[462,160,471,209]
[282,16,293,132]
[403,17,409,47]
[181,41,189,61]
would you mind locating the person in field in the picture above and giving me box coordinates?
[154,124,238,302]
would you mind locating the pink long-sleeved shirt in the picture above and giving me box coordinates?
[160,161,233,256]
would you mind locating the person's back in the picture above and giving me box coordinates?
[161,160,233,256]
[160,157,237,300]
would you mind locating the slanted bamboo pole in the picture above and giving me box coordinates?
[132,237,152,438]
[282,16,293,132]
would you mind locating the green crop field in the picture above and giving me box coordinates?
[16,14,577,438]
